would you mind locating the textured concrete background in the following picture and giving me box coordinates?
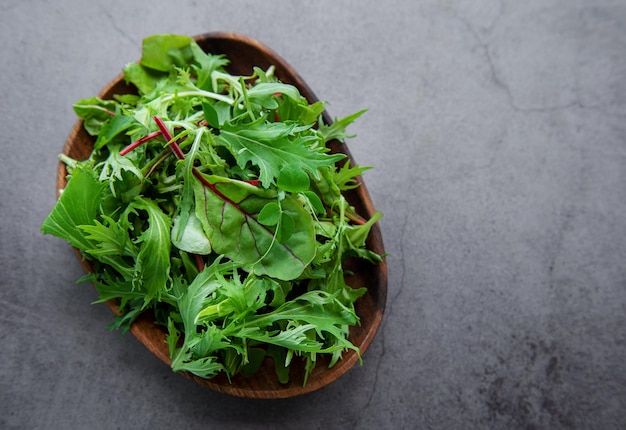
[2,0,625,428]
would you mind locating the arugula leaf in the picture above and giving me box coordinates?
[242,82,301,109]
[130,198,172,306]
[217,122,345,188]
[318,109,367,143]
[78,214,137,258]
[332,160,372,191]
[190,43,229,92]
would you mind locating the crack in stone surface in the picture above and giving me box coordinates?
[98,6,135,45]
[447,3,612,115]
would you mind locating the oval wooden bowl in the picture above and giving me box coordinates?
[57,32,387,398]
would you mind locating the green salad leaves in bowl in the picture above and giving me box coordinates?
[42,32,386,398]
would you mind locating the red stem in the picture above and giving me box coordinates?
[153,116,186,160]
[119,131,163,156]
[193,253,205,272]
[151,116,264,233]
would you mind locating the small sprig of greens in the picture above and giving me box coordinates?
[42,33,383,385]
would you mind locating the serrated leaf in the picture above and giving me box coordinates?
[131,198,172,305]
[41,166,103,251]
[318,109,367,143]
[217,126,345,188]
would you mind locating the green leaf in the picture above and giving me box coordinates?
[171,350,225,379]
[190,43,229,91]
[244,290,361,355]
[277,211,295,243]
[318,109,367,143]
[91,275,144,309]
[245,324,323,352]
[277,164,310,193]
[332,160,371,191]
[79,214,137,258]
[266,346,290,383]
[73,97,118,135]
[193,173,315,280]
[240,348,267,377]
[123,62,164,96]
[140,33,195,72]
[217,125,345,188]
[258,202,281,226]
[347,211,383,248]
[166,318,181,360]
[41,166,104,250]
[94,114,136,150]
[301,191,325,215]
[171,210,211,255]
[177,258,227,331]
[131,198,172,305]
[202,101,221,128]
[243,82,301,109]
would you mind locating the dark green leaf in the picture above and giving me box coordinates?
[193,173,315,280]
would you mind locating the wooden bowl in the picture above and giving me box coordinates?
[57,32,387,398]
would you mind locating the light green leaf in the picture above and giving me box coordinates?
[131,198,172,305]
[171,210,211,255]
[277,164,310,193]
[73,97,118,135]
[41,166,103,251]
[140,33,195,72]
[258,201,281,226]
[318,109,367,143]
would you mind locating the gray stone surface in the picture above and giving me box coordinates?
[2,0,625,428]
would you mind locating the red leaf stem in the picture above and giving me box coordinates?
[151,116,261,229]
[153,116,186,160]
[119,131,163,156]
[346,211,367,225]
[193,253,205,272]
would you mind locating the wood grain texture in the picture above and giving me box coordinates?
[56,32,387,398]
